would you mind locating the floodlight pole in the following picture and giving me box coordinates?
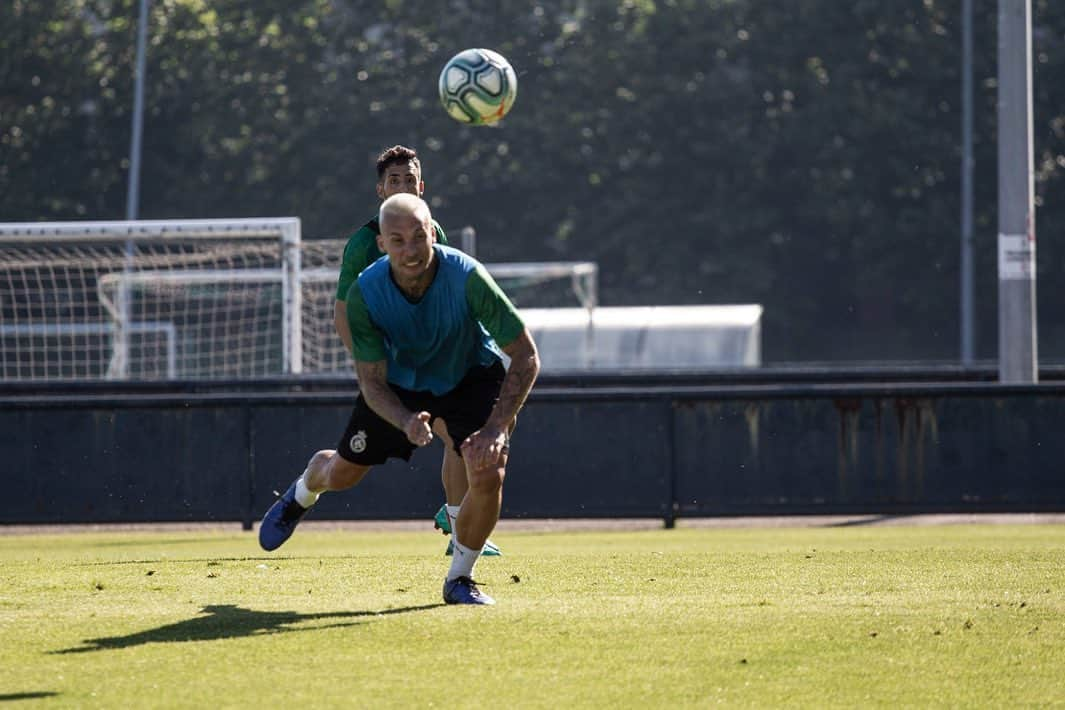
[126,0,149,222]
[116,0,150,378]
[960,0,975,366]
[996,0,1038,383]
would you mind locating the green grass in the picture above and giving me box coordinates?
[1,524,1063,708]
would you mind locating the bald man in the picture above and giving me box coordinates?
[259,193,540,605]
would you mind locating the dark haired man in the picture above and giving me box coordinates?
[334,146,500,557]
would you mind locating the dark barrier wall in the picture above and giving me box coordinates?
[3,372,1065,526]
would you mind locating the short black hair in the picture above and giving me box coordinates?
[375,145,421,180]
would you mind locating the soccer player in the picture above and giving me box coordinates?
[333,145,501,557]
[260,193,539,605]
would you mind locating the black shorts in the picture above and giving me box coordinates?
[336,361,506,466]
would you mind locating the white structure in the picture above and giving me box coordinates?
[521,305,762,371]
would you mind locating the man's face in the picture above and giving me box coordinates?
[378,206,436,282]
[376,161,424,200]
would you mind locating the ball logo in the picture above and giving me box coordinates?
[349,430,368,454]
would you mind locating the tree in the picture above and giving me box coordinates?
[3,0,1064,363]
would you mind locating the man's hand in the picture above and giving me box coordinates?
[405,411,433,446]
[461,426,509,471]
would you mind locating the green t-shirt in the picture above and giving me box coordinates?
[334,217,448,301]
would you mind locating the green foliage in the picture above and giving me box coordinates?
[2,1,1064,362]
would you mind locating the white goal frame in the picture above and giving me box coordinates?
[0,218,606,380]
[484,261,598,312]
[96,259,599,376]
[0,218,302,379]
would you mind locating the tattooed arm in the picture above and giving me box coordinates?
[461,329,540,470]
[487,329,540,432]
[355,358,433,446]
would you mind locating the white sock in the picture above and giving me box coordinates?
[445,504,461,529]
[294,474,320,508]
[446,539,481,581]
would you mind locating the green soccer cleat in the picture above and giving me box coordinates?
[435,505,502,556]
[445,537,502,556]
[433,504,452,535]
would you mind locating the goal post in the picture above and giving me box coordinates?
[0,218,301,380]
[298,238,598,374]
[484,261,598,311]
[0,220,599,381]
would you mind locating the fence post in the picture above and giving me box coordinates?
[243,403,256,531]
[664,400,678,529]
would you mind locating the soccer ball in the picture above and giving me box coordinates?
[438,48,517,125]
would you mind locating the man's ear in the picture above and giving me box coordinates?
[376,232,386,252]
[375,182,386,200]
[417,180,426,196]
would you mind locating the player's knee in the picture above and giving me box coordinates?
[468,464,505,496]
[309,449,335,470]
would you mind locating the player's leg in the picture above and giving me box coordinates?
[433,417,468,529]
[258,394,413,551]
[432,418,502,556]
[259,450,370,551]
[452,449,506,553]
[439,362,509,605]
[442,450,506,605]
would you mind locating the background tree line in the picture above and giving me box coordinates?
[2,0,1063,364]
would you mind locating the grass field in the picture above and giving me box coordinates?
[1,522,1063,708]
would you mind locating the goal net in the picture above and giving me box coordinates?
[298,239,598,374]
[0,218,301,380]
[0,220,596,381]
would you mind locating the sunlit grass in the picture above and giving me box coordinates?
[1,524,1063,708]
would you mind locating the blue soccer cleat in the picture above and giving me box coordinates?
[258,480,309,551]
[442,576,495,605]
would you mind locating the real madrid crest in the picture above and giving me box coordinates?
[349,430,368,453]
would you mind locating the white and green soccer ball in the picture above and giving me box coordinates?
[438,48,517,125]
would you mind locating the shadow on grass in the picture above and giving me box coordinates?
[74,556,314,566]
[85,537,236,548]
[0,692,60,702]
[823,514,912,527]
[52,603,443,654]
